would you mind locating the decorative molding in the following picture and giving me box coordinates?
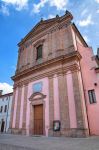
[12,51,81,82]
[34,39,45,47]
[13,63,80,88]
[18,13,73,46]
[16,45,76,74]
[29,92,46,101]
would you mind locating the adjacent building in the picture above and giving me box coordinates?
[0,90,13,133]
[10,11,99,137]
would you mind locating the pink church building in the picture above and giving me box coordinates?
[10,11,99,137]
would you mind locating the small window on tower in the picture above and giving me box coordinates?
[88,90,96,104]
[36,45,42,60]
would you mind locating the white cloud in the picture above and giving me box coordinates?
[1,0,68,14]
[0,83,13,94]
[1,0,28,10]
[78,15,94,27]
[97,9,99,13]
[50,0,68,11]
[83,35,90,43]
[95,0,99,3]
[32,0,68,13]
[0,5,9,16]
[33,0,47,13]
[48,14,56,19]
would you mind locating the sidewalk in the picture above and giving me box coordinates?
[0,134,99,150]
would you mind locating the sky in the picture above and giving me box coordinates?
[0,0,99,94]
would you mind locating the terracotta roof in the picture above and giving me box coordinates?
[0,92,13,98]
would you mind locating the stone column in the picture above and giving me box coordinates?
[72,71,87,137]
[48,32,53,59]
[58,73,70,136]
[22,83,28,134]
[19,86,25,129]
[66,71,77,129]
[15,86,22,131]
[29,103,34,135]
[48,75,54,136]
[53,74,60,121]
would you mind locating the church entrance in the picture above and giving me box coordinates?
[34,104,43,135]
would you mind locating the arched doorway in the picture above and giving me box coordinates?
[29,92,46,135]
[1,119,5,133]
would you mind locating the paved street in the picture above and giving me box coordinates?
[0,134,99,150]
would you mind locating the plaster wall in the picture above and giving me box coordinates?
[77,43,99,135]
[18,77,49,136]
[66,71,77,128]
[0,95,12,132]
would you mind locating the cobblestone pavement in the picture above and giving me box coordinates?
[0,134,99,150]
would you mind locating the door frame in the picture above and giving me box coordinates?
[29,92,46,136]
[34,104,44,135]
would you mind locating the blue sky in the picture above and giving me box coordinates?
[0,0,99,93]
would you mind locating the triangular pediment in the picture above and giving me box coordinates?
[18,11,73,46]
[19,19,58,45]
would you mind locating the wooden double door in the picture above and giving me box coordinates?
[34,104,43,135]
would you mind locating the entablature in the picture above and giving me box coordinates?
[12,51,82,85]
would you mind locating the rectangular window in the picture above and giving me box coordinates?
[0,106,3,113]
[37,45,42,60]
[88,90,96,104]
[4,105,7,112]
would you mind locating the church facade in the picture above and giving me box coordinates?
[10,11,99,137]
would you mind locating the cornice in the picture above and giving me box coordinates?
[14,63,80,88]
[12,51,81,83]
